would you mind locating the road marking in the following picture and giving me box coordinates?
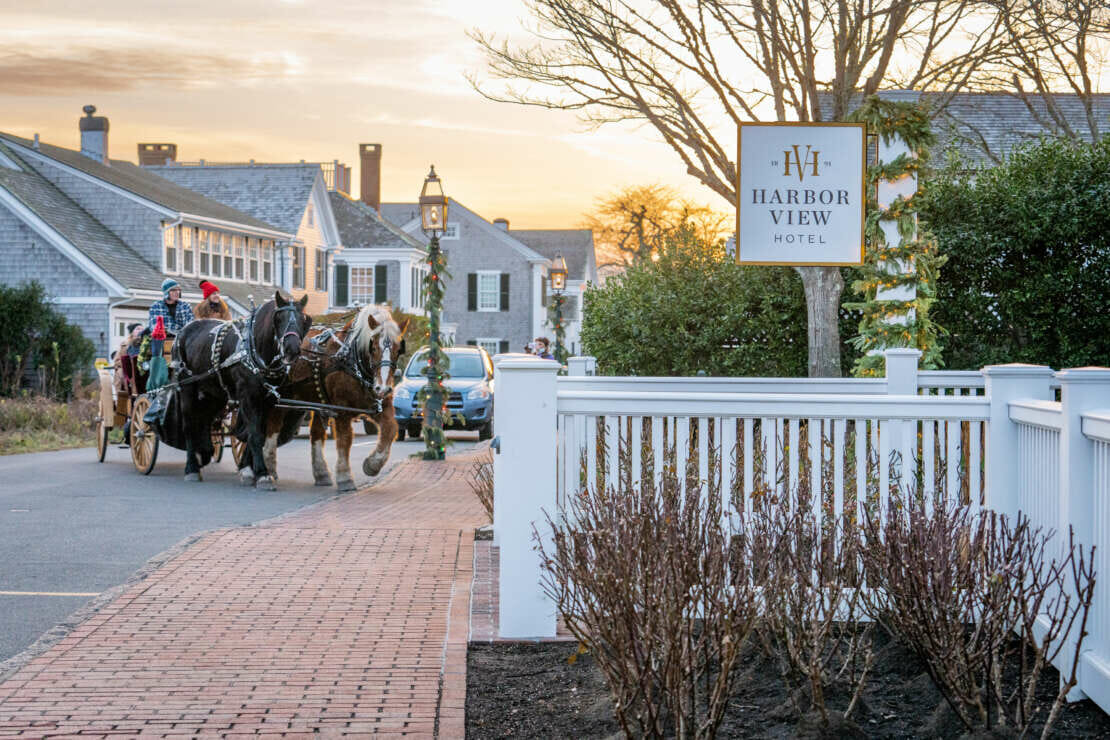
[0,591,100,597]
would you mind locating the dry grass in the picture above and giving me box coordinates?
[0,394,97,455]
[469,449,494,523]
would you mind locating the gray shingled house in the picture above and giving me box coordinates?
[0,107,294,359]
[818,90,1110,165]
[327,192,428,315]
[144,161,342,317]
[380,201,597,356]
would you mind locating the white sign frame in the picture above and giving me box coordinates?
[736,122,866,266]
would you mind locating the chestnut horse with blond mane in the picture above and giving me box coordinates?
[257,304,409,490]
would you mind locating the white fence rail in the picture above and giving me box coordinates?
[491,353,1110,713]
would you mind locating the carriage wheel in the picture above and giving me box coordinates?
[130,396,159,475]
[96,419,109,462]
[211,427,225,464]
[228,411,247,468]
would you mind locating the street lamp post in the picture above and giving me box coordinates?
[419,166,449,461]
[548,254,568,364]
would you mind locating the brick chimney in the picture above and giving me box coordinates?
[493,218,509,231]
[359,143,382,211]
[79,105,109,163]
[138,143,178,166]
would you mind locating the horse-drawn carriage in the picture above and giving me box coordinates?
[93,296,407,490]
[95,335,245,474]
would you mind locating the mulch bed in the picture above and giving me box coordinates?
[467,632,1110,738]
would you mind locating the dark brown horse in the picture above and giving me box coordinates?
[174,292,311,488]
[261,304,408,491]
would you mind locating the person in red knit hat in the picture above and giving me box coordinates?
[194,280,231,320]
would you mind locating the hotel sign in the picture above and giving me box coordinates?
[736,122,866,265]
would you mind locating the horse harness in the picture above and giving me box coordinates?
[296,327,387,417]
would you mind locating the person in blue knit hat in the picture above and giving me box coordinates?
[148,277,195,335]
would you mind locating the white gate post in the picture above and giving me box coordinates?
[1056,367,1110,701]
[884,348,921,485]
[567,356,596,377]
[981,364,1055,521]
[493,356,561,638]
[1057,368,1110,550]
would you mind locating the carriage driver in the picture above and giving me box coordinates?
[148,278,195,335]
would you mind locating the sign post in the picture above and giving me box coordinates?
[736,123,866,266]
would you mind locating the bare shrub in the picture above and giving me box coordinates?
[862,500,1096,737]
[537,429,761,739]
[468,449,494,523]
[748,423,874,731]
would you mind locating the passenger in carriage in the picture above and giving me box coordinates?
[194,280,231,321]
[148,278,194,335]
[112,323,143,395]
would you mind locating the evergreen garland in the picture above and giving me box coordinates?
[417,236,452,460]
[845,97,948,377]
[548,292,569,364]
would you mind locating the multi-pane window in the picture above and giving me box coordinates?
[410,266,427,309]
[222,234,233,278]
[350,267,374,305]
[314,248,327,291]
[181,227,194,274]
[248,238,260,282]
[441,222,459,240]
[477,272,500,311]
[233,236,245,280]
[306,204,314,227]
[163,226,177,272]
[262,241,273,284]
[475,338,500,357]
[209,232,221,278]
[292,246,305,290]
[198,230,210,276]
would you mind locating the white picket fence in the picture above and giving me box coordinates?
[491,351,1110,713]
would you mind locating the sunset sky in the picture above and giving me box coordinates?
[0,0,720,228]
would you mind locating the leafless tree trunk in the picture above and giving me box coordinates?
[472,0,1005,375]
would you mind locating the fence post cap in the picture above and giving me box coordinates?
[882,348,922,358]
[981,363,1055,377]
[495,357,562,371]
[1055,367,1110,383]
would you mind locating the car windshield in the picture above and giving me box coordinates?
[405,350,486,379]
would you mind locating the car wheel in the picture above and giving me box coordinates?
[363,419,377,437]
[395,426,406,442]
[408,423,422,439]
[478,421,493,441]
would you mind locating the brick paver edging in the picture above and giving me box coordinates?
[0,452,488,738]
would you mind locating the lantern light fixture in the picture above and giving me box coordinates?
[549,254,568,293]
[419,165,448,233]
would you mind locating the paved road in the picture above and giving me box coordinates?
[0,431,480,665]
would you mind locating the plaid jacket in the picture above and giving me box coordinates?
[148,299,195,335]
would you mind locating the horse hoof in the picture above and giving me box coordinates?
[238,469,255,487]
[256,475,277,491]
[184,472,202,482]
[363,455,386,477]
[336,478,356,492]
[314,476,334,487]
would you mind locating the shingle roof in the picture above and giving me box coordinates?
[0,142,166,292]
[379,203,420,228]
[146,164,321,235]
[328,192,422,250]
[509,229,596,281]
[0,132,281,232]
[816,91,1110,166]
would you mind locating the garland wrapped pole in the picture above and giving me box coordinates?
[847,98,947,377]
[550,292,568,364]
[417,166,451,461]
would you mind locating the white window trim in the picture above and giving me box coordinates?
[349,265,376,306]
[440,222,460,240]
[162,225,178,275]
[477,270,500,312]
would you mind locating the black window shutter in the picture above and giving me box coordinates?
[499,340,509,354]
[541,278,547,307]
[467,273,477,311]
[500,273,510,311]
[466,339,477,346]
[374,264,388,303]
[335,264,349,306]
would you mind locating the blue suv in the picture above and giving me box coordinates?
[392,346,495,441]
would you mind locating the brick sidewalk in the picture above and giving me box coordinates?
[0,451,488,738]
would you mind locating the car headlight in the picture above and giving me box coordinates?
[393,386,411,401]
[467,387,491,400]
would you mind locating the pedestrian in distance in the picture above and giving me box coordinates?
[533,337,555,360]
